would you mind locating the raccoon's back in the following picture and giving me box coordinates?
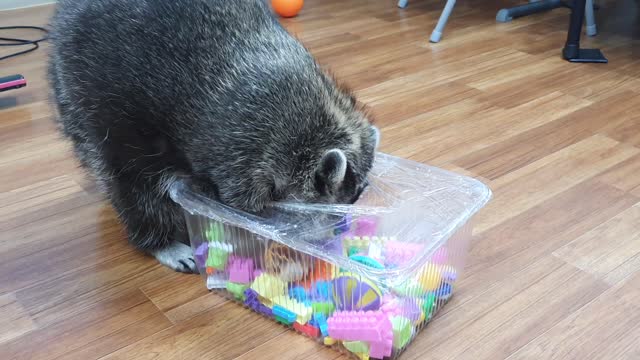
[49,0,283,116]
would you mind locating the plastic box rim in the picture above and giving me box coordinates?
[169,153,492,280]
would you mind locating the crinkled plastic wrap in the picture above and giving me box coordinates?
[170,152,491,360]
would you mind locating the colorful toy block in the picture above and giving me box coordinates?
[327,311,393,359]
[228,256,254,284]
[293,322,320,338]
[251,273,286,300]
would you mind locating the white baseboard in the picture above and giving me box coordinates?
[0,0,56,11]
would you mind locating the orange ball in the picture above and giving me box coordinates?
[271,0,304,18]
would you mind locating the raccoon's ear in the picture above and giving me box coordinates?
[316,149,347,192]
[372,126,381,150]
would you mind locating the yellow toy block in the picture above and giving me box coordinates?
[250,273,286,300]
[271,295,312,324]
[324,337,337,346]
[417,263,443,291]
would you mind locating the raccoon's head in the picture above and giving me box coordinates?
[266,72,380,210]
[282,125,380,206]
[187,52,380,214]
[202,73,380,214]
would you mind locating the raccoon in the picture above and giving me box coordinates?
[48,0,380,272]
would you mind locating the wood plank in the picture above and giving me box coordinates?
[360,80,481,127]
[474,135,639,233]
[508,274,640,360]
[234,332,340,360]
[602,112,640,148]
[403,255,567,359]
[163,292,228,325]
[139,271,227,324]
[338,42,530,92]
[406,92,593,166]
[0,204,132,295]
[453,91,640,180]
[472,58,613,109]
[14,252,164,327]
[99,302,288,360]
[403,258,609,360]
[596,154,640,194]
[554,203,640,285]
[1,289,171,360]
[0,175,98,232]
[352,47,530,112]
[563,70,640,102]
[55,312,173,360]
[456,180,637,310]
[0,293,36,344]
[0,101,52,130]
[447,270,608,360]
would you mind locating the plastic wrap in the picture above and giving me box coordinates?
[170,152,491,360]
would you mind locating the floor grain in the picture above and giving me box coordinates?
[1,1,639,359]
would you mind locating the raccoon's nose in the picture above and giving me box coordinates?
[349,180,369,204]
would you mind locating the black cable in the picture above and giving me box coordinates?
[0,26,48,61]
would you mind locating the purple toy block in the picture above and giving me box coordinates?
[443,270,457,282]
[244,288,259,302]
[381,295,421,322]
[335,214,352,235]
[194,242,209,268]
[384,240,425,267]
[354,216,377,236]
[228,256,254,284]
[327,311,393,359]
[431,247,448,264]
[258,304,273,317]
[242,288,272,317]
[333,275,382,311]
[399,298,422,323]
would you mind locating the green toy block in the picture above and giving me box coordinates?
[205,241,232,269]
[390,316,412,349]
[343,341,370,354]
[275,315,294,325]
[423,293,436,317]
[348,246,360,257]
[205,222,224,242]
[226,282,248,300]
[393,280,424,298]
[311,302,335,317]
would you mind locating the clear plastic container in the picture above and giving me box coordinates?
[170,152,491,360]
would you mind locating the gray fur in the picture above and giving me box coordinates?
[48,0,378,272]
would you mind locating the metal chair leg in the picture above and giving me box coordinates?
[430,0,457,43]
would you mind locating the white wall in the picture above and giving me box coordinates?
[0,0,56,11]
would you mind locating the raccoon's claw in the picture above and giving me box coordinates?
[153,241,198,273]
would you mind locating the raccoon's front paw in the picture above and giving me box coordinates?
[152,241,198,273]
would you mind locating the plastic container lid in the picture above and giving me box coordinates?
[170,152,492,283]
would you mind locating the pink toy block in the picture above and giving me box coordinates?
[384,240,425,266]
[354,217,377,237]
[327,311,393,359]
[380,294,401,317]
[431,247,448,264]
[228,256,254,284]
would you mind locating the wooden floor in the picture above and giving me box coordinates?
[1,1,640,359]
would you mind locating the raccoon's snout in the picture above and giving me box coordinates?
[350,179,369,204]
